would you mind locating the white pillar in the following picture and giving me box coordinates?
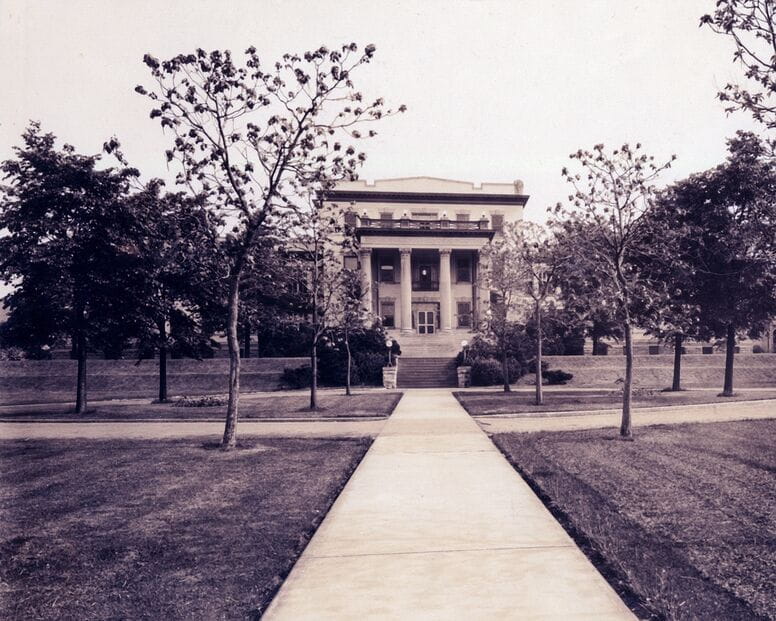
[359,248,373,314]
[476,249,489,328]
[400,248,413,334]
[439,248,452,332]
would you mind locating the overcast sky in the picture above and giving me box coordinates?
[0,0,762,226]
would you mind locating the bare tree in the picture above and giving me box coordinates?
[138,44,403,448]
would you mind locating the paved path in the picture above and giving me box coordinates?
[263,390,634,620]
[476,398,776,434]
[0,419,385,440]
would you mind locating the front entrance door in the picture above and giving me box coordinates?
[417,310,436,334]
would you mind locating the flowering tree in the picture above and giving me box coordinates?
[554,143,677,438]
[702,1,776,134]
[138,44,403,448]
[330,268,372,396]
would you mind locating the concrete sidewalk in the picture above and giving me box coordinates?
[476,398,776,434]
[263,390,634,620]
[0,419,385,440]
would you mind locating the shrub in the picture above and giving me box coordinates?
[173,395,227,407]
[470,356,522,386]
[281,365,312,389]
[353,351,386,385]
[543,369,574,385]
[0,346,26,361]
[753,345,765,354]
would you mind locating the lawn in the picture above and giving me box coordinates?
[493,420,776,620]
[0,391,402,421]
[455,388,776,417]
[0,436,371,620]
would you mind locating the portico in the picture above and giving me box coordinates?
[325,176,529,338]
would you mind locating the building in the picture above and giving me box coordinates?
[325,177,528,338]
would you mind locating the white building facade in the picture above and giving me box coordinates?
[325,177,528,336]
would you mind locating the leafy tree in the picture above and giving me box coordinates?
[0,123,142,412]
[498,222,569,404]
[702,1,776,134]
[126,186,225,402]
[329,268,372,396]
[655,132,776,395]
[138,44,403,448]
[287,203,357,408]
[554,143,677,438]
[478,237,530,392]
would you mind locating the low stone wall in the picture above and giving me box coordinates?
[534,354,776,388]
[0,357,308,405]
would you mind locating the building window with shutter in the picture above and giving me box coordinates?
[491,214,504,231]
[381,300,395,328]
[457,302,471,328]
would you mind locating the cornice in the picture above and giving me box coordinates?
[324,189,529,206]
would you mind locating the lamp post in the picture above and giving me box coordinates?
[385,338,393,367]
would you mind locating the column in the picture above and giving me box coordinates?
[400,248,413,334]
[439,248,452,332]
[359,248,373,314]
[476,249,489,327]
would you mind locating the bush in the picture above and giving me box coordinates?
[753,345,765,354]
[0,346,26,361]
[173,395,227,407]
[353,351,386,385]
[543,369,574,385]
[470,356,522,386]
[281,365,312,389]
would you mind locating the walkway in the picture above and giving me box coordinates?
[263,390,634,620]
[477,398,776,434]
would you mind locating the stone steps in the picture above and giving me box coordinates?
[397,357,458,388]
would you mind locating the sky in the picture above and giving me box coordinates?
[0,0,763,228]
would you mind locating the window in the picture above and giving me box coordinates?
[491,214,504,231]
[456,257,471,282]
[344,255,358,270]
[379,211,393,220]
[457,302,471,328]
[381,301,395,328]
[456,213,470,221]
[411,212,438,221]
[379,255,395,283]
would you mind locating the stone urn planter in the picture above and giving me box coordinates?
[457,366,472,388]
[382,366,398,389]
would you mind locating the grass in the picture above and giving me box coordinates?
[454,388,776,417]
[0,436,371,620]
[492,420,776,620]
[0,391,402,421]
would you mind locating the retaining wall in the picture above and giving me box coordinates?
[0,357,308,405]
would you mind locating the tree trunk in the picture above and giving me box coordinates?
[722,323,736,396]
[158,319,168,403]
[620,321,633,438]
[310,342,318,409]
[242,321,251,358]
[75,329,87,414]
[221,274,241,449]
[345,337,352,396]
[535,302,543,406]
[671,333,683,392]
[502,345,511,392]
[592,334,600,355]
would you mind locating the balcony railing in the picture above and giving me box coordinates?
[357,217,492,231]
[412,280,439,291]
